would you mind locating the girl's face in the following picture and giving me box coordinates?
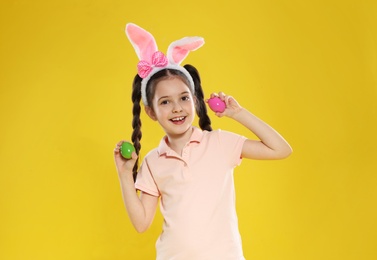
[145,77,196,139]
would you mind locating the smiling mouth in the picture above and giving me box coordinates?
[170,116,186,124]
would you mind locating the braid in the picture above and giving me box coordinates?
[131,74,143,181]
[184,64,212,132]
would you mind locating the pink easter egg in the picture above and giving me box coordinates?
[208,97,226,113]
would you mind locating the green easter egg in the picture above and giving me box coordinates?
[120,142,135,159]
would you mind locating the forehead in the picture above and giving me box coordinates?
[154,77,192,97]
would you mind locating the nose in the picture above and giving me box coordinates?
[172,102,183,113]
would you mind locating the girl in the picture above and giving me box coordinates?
[114,23,292,260]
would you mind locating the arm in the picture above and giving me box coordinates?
[114,141,159,233]
[210,93,292,160]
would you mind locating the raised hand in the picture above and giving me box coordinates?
[207,92,243,118]
[114,140,138,177]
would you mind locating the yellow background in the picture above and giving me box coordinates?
[1,0,376,259]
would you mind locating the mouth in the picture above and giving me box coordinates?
[170,116,186,124]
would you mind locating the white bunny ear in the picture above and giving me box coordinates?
[125,23,158,63]
[167,37,204,65]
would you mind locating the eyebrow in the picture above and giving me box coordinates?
[157,91,190,102]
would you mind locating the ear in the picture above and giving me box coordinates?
[193,95,201,115]
[193,95,198,106]
[167,37,204,65]
[144,106,157,121]
[125,23,158,63]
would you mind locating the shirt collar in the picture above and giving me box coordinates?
[157,127,203,156]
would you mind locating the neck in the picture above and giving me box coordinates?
[166,127,194,155]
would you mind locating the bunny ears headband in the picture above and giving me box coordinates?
[125,23,205,105]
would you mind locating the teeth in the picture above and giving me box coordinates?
[171,117,184,121]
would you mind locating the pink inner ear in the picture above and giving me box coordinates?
[126,24,157,62]
[171,40,204,64]
[172,47,189,64]
[182,41,204,50]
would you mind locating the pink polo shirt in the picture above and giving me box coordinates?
[135,127,247,260]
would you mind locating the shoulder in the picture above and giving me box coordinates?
[199,129,246,167]
[141,148,159,164]
[203,129,244,141]
[199,129,246,151]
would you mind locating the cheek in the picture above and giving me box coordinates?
[154,106,170,117]
[186,101,196,113]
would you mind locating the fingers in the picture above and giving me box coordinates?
[208,92,232,108]
[209,92,228,100]
[208,91,242,118]
[131,151,138,160]
[209,92,222,99]
[209,92,217,99]
[114,140,125,153]
[114,140,138,159]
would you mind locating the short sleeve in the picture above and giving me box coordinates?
[217,130,247,167]
[135,158,160,197]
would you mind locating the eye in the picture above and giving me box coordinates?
[160,100,169,105]
[181,95,190,101]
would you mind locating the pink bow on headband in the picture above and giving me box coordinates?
[137,51,168,78]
